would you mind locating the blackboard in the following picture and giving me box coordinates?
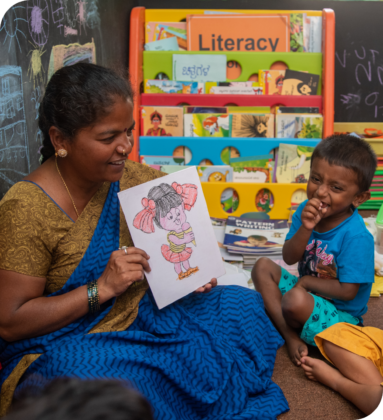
[0,0,135,197]
[140,0,383,124]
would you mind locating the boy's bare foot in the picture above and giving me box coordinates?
[301,356,343,392]
[286,335,308,366]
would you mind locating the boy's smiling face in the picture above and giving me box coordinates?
[307,158,369,225]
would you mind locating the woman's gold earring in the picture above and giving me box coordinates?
[57,149,68,158]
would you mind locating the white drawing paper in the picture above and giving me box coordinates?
[118,167,226,309]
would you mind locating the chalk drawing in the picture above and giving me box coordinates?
[28,42,46,89]
[86,0,100,29]
[31,86,42,120]
[76,0,87,35]
[27,0,50,47]
[0,66,30,188]
[50,0,65,33]
[0,6,27,53]
[64,26,78,36]
[47,39,96,80]
[63,0,77,29]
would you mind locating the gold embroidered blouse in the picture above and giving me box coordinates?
[0,161,164,415]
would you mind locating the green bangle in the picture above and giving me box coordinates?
[87,280,100,313]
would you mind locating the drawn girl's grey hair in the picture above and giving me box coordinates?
[148,183,182,229]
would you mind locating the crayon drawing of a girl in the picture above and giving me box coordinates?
[133,182,199,280]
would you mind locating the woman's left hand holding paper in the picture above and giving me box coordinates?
[194,278,218,294]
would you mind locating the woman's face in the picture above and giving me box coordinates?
[65,97,134,184]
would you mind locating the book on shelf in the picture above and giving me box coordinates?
[276,143,315,184]
[140,156,185,166]
[231,114,274,138]
[197,166,233,182]
[141,106,184,137]
[277,106,320,114]
[282,70,320,96]
[275,113,323,139]
[145,22,187,50]
[223,216,289,256]
[144,80,204,94]
[184,113,232,137]
[206,82,263,95]
[259,70,285,95]
[230,154,273,183]
[184,106,227,114]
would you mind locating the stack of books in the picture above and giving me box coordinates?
[223,216,289,269]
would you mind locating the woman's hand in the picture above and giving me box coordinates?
[195,278,218,294]
[97,247,151,303]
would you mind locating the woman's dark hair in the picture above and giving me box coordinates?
[5,378,153,420]
[311,134,377,192]
[39,63,133,163]
[148,183,182,229]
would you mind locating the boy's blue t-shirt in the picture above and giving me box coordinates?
[286,200,374,318]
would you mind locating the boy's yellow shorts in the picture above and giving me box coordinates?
[316,322,383,383]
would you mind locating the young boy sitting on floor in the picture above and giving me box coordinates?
[252,134,376,366]
[301,322,383,416]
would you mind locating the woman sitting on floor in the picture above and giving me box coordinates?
[0,63,288,419]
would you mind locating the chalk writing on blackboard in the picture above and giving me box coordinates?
[0,66,30,188]
[336,47,383,120]
[49,0,65,34]
[27,0,50,47]
[0,6,27,53]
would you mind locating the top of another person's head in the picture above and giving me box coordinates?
[4,378,153,420]
[38,63,133,164]
[311,134,377,192]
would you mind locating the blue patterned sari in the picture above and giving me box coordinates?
[0,181,288,419]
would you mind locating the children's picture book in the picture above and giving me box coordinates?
[275,114,323,139]
[144,80,204,94]
[141,106,184,137]
[187,14,290,52]
[231,114,274,138]
[206,82,263,95]
[276,143,315,183]
[144,37,179,51]
[173,54,227,82]
[197,166,233,182]
[303,15,322,53]
[184,106,227,114]
[223,217,289,255]
[118,167,225,309]
[145,22,187,50]
[289,13,304,52]
[259,70,285,95]
[281,70,320,96]
[184,114,232,137]
[277,106,320,114]
[148,165,190,174]
[140,156,185,166]
[230,155,274,183]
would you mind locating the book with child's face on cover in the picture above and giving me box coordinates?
[118,167,225,309]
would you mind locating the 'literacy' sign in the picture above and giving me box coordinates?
[172,54,227,82]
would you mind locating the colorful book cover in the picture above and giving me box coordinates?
[220,188,239,213]
[303,15,322,53]
[276,114,323,138]
[281,70,320,96]
[277,106,320,114]
[206,82,263,95]
[197,166,233,182]
[144,80,204,94]
[229,154,273,168]
[276,143,315,183]
[221,147,240,165]
[141,106,184,137]
[184,106,227,114]
[144,37,179,51]
[223,217,289,254]
[184,114,232,137]
[228,106,271,114]
[140,156,185,166]
[145,22,187,50]
[232,167,270,183]
[231,114,274,138]
[259,70,285,95]
[290,13,304,52]
[187,14,290,52]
